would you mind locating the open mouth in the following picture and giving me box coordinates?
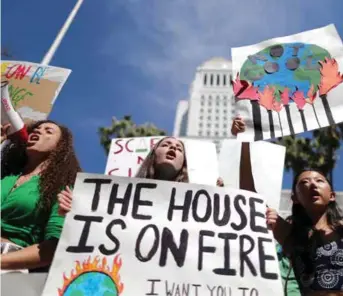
[310,190,321,200]
[166,150,176,159]
[28,134,40,142]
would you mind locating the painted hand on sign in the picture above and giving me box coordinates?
[232,24,343,141]
[318,57,343,95]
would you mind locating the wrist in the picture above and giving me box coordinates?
[0,254,10,269]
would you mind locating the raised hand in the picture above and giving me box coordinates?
[57,186,73,216]
[0,123,11,144]
[231,116,246,136]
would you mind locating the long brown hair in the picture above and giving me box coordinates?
[135,137,189,182]
[1,120,82,212]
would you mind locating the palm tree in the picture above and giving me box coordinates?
[275,123,343,183]
[99,115,166,154]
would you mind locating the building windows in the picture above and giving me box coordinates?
[223,123,227,128]
[217,75,220,86]
[223,75,227,86]
[216,109,219,114]
[223,102,227,106]
[223,95,227,100]
[203,74,207,86]
[223,131,227,137]
[209,95,212,101]
[207,123,211,128]
[199,116,203,120]
[199,123,203,128]
[207,130,211,136]
[208,109,212,113]
[207,115,211,120]
[208,102,212,107]
[216,116,219,121]
[200,108,204,113]
[215,123,219,128]
[215,131,219,136]
[223,110,227,114]
[223,116,227,121]
[199,131,203,136]
[201,101,204,106]
[210,74,214,86]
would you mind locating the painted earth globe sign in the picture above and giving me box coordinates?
[239,42,331,102]
[63,272,118,296]
[232,41,343,141]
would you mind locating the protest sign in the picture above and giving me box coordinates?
[105,136,164,177]
[1,60,71,122]
[42,173,283,296]
[231,24,343,141]
[105,137,219,186]
[218,140,285,211]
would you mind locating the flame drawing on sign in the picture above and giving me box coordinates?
[58,255,124,296]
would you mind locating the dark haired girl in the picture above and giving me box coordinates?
[1,120,81,271]
[267,169,343,295]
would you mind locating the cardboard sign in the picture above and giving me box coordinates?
[231,24,343,141]
[1,60,71,122]
[42,173,283,296]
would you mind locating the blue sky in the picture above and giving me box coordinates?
[2,0,343,190]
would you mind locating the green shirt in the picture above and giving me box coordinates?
[277,243,300,296]
[1,175,65,248]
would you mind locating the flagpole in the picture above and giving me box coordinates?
[41,0,84,65]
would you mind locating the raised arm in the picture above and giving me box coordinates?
[0,239,58,270]
[239,142,256,192]
[266,208,292,248]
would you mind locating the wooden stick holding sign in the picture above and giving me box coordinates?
[42,173,283,296]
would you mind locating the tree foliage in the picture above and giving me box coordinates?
[99,115,166,154]
[275,123,343,182]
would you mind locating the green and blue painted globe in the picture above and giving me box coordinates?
[63,272,118,296]
[240,42,330,100]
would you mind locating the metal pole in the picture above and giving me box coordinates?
[41,0,84,65]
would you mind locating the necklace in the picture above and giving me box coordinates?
[11,173,37,191]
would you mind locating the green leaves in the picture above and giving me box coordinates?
[98,115,166,154]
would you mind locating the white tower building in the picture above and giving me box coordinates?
[173,57,235,153]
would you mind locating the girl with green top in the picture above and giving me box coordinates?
[1,120,81,271]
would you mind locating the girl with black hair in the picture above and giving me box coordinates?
[267,169,343,295]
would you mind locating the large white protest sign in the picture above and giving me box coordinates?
[218,140,285,211]
[105,137,219,186]
[42,173,283,296]
[231,24,343,141]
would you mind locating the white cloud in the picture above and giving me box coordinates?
[101,0,338,116]
[17,106,47,121]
